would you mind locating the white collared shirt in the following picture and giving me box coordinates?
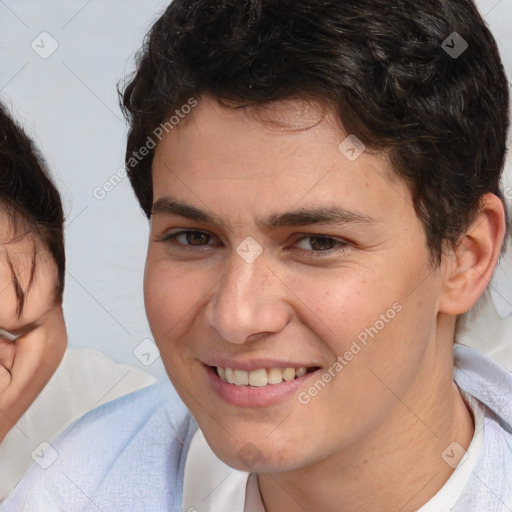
[182,391,484,512]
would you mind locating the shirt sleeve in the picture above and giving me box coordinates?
[2,381,194,512]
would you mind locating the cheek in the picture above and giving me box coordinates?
[286,267,393,351]
[143,257,210,345]
[311,281,440,423]
[290,261,437,387]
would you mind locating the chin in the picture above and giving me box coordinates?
[204,429,307,474]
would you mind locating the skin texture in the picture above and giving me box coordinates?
[0,218,66,442]
[144,96,505,512]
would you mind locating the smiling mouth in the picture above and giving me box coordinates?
[211,365,320,387]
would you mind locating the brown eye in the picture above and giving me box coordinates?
[160,230,216,249]
[308,236,337,251]
[293,235,349,259]
[296,235,338,251]
[184,231,211,246]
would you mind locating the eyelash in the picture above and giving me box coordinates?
[158,230,349,258]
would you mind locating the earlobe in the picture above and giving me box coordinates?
[439,193,506,315]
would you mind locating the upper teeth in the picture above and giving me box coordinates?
[217,366,307,387]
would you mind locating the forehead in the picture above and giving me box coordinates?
[155,96,346,174]
[151,96,410,225]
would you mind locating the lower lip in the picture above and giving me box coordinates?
[206,366,320,407]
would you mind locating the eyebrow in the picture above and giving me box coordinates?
[265,207,375,229]
[151,197,375,230]
[152,198,225,226]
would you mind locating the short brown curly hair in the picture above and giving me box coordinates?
[121,0,509,266]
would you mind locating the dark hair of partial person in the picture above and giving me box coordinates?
[0,101,65,313]
[121,0,509,267]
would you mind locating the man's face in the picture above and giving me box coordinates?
[145,96,449,472]
[0,223,66,440]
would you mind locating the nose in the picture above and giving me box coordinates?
[204,254,292,344]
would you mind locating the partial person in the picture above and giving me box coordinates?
[0,100,155,501]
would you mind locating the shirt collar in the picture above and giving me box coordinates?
[182,428,256,512]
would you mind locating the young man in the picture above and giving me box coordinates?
[6,0,511,510]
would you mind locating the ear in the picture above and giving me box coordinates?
[439,193,507,315]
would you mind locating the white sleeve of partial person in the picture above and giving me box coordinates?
[0,348,156,502]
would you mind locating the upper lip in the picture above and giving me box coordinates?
[203,358,320,371]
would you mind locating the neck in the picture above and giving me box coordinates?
[257,335,474,512]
